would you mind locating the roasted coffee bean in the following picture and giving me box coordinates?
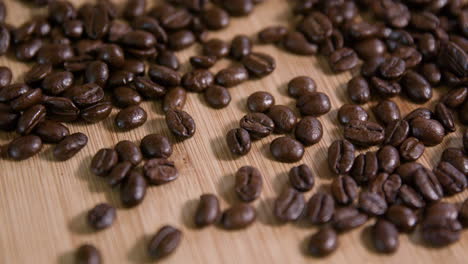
[64,83,104,108]
[308,227,338,257]
[226,128,251,156]
[239,112,274,139]
[294,116,322,146]
[76,244,101,264]
[63,19,84,39]
[53,132,88,161]
[441,149,468,175]
[124,0,146,19]
[437,41,467,78]
[107,161,133,186]
[163,87,186,113]
[283,31,318,55]
[370,173,394,202]
[121,169,147,207]
[379,57,406,80]
[195,194,221,227]
[241,52,276,78]
[115,106,147,130]
[331,175,358,205]
[347,76,370,104]
[333,207,368,232]
[215,66,249,88]
[0,83,30,103]
[166,109,196,139]
[0,67,12,87]
[230,35,251,60]
[159,6,192,30]
[328,139,355,175]
[143,158,178,185]
[413,167,443,202]
[96,44,125,68]
[0,24,10,56]
[10,88,43,112]
[289,164,314,192]
[434,103,456,132]
[329,48,358,72]
[320,28,344,55]
[168,30,195,51]
[373,100,400,126]
[108,70,135,88]
[399,137,424,161]
[17,104,46,135]
[370,77,401,98]
[421,63,441,86]
[0,108,18,131]
[378,145,400,173]
[80,101,112,123]
[42,71,74,95]
[140,134,172,159]
[382,174,402,204]
[182,69,213,92]
[296,92,331,117]
[442,87,468,109]
[189,55,217,69]
[399,184,425,209]
[43,96,79,122]
[354,38,386,60]
[204,85,231,109]
[361,56,385,77]
[133,77,165,100]
[305,192,334,225]
[83,5,109,40]
[12,20,35,44]
[266,105,297,134]
[113,86,142,108]
[222,0,254,16]
[288,76,316,98]
[15,38,44,61]
[147,225,182,259]
[426,202,458,221]
[220,201,259,230]
[91,148,118,177]
[372,219,399,254]
[201,7,229,30]
[344,120,384,147]
[120,30,156,50]
[36,44,74,65]
[421,215,462,247]
[258,26,288,43]
[121,59,146,76]
[396,162,423,183]
[401,71,432,103]
[154,50,178,71]
[48,0,76,24]
[359,191,387,216]
[351,151,378,184]
[34,120,69,143]
[148,65,181,88]
[113,141,142,167]
[87,203,116,230]
[84,61,108,88]
[247,91,274,113]
[202,39,229,58]
[394,46,422,69]
[298,12,332,43]
[274,187,305,222]
[338,104,368,125]
[384,119,409,147]
[410,118,445,146]
[8,135,43,160]
[434,161,467,195]
[460,198,468,227]
[386,205,417,233]
[270,136,304,163]
[405,108,433,122]
[234,166,262,202]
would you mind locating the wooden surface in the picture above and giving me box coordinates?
[1,0,467,263]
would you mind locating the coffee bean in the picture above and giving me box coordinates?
[399,184,425,209]
[34,120,69,143]
[43,96,80,122]
[329,48,358,72]
[8,135,43,160]
[289,164,314,192]
[377,145,400,174]
[328,139,355,175]
[241,52,276,78]
[202,38,229,58]
[108,70,135,88]
[384,119,409,147]
[63,19,84,39]
[17,104,46,135]
[287,76,316,98]
[405,108,433,122]
[115,106,147,130]
[115,140,142,166]
[155,50,179,71]
[305,192,334,225]
[283,31,318,55]
[121,169,147,207]
[0,67,12,87]
[442,87,468,109]
[298,12,332,43]
[370,77,401,98]
[401,71,433,103]
[76,244,101,264]
[379,57,406,80]
[385,205,417,233]
[308,227,338,257]
[96,44,125,68]
[124,0,146,19]
[140,134,172,159]
[221,203,256,229]
[84,61,108,88]
[48,0,76,24]
[148,225,182,259]
[361,56,385,77]
[163,87,186,113]
[10,88,43,112]
[351,151,378,184]
[195,194,221,227]
[270,136,304,163]
[0,107,18,131]
[133,77,166,100]
[189,55,217,69]
[332,206,368,232]
[320,28,345,55]
[201,7,229,30]
[296,92,331,117]
[331,175,358,205]
[460,198,468,227]
[338,104,368,125]
[215,66,249,88]
[347,76,370,104]
[168,30,195,51]
[414,166,444,202]
[121,59,146,76]
[64,83,104,108]
[421,63,441,86]
[113,86,142,108]
[421,215,462,247]
[235,166,262,202]
[266,105,297,134]
[143,158,178,185]
[274,187,305,222]
[369,173,399,203]
[372,219,399,254]
[36,43,74,65]
[230,35,251,60]
[246,91,274,113]
[239,112,274,139]
[107,161,133,186]
[53,132,88,161]
[399,137,424,161]
[42,71,74,95]
[182,69,213,93]
[434,161,467,195]
[91,148,118,177]
[354,38,386,60]
[437,41,467,78]
[0,83,30,103]
[410,118,445,146]
[165,109,196,139]
[373,100,400,126]
[226,128,251,156]
[203,84,231,109]
[0,24,10,56]
[87,203,116,230]
[222,0,254,16]
[258,26,288,43]
[426,202,459,222]
[344,120,385,147]
[294,116,322,146]
[434,103,456,132]
[80,101,112,123]
[396,162,423,183]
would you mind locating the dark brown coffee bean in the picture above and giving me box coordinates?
[80,101,112,123]
[351,151,378,184]
[246,91,274,113]
[296,92,331,117]
[283,31,318,55]
[17,104,46,135]
[328,139,355,175]
[15,38,44,61]
[8,135,43,160]
[338,104,368,125]
[201,7,229,30]
[308,227,338,257]
[354,38,386,60]
[143,158,178,185]
[87,203,116,230]
[331,175,358,205]
[140,134,172,159]
[329,48,358,72]
[91,148,118,177]
[221,203,256,229]
[410,118,445,146]
[270,136,304,163]
[154,50,179,71]
[460,198,468,227]
[84,61,108,88]
[168,30,195,51]
[401,71,432,103]
[230,35,251,60]
[36,44,74,65]
[442,87,468,109]
[372,219,399,253]
[226,128,251,156]
[405,108,433,123]
[414,167,444,202]
[305,192,334,225]
[115,140,142,166]
[384,119,409,147]
[115,106,147,130]
[393,46,422,69]
[294,116,322,146]
[163,87,186,113]
[373,100,400,126]
[347,76,370,104]
[258,26,288,43]
[133,77,166,100]
[421,63,441,86]
[288,164,314,192]
[215,66,249,88]
[64,83,104,108]
[222,0,254,16]
[421,215,462,247]
[385,205,418,233]
[234,166,262,202]
[0,107,18,131]
[437,41,467,78]
[147,225,182,259]
[10,88,43,112]
[42,71,74,95]
[182,69,213,92]
[48,0,76,24]
[361,56,385,77]
[120,30,156,50]
[203,85,231,109]
[434,161,467,195]
[83,5,109,40]
[121,169,147,207]
[239,112,274,139]
[195,194,221,227]
[121,59,146,76]
[241,52,276,78]
[441,148,468,175]
[332,206,368,232]
[107,161,133,186]
[0,83,30,103]
[53,132,88,161]
[287,76,316,98]
[434,103,456,133]
[43,96,79,122]
[34,120,69,143]
[202,38,229,58]
[274,187,305,222]
[370,77,401,98]
[113,86,142,108]
[377,145,400,173]
[399,137,424,161]
[12,20,36,44]
[63,19,84,39]
[266,105,297,134]
[124,0,146,19]
[189,55,217,69]
[0,23,9,56]
[344,120,385,147]
[166,109,196,139]
[96,44,125,68]
[0,67,12,87]
[76,244,101,264]
[108,70,135,89]
[396,162,423,183]
[298,12,332,43]
[399,184,425,209]
[148,65,181,88]
[378,57,406,80]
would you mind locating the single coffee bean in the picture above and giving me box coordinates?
[0,107,18,131]
[87,203,116,230]
[0,67,12,87]
[328,139,355,175]
[53,132,88,161]
[80,101,112,123]
[221,204,256,229]
[434,103,456,133]
[258,26,288,43]
[347,76,370,104]
[115,106,147,130]
[354,38,386,60]
[108,70,135,88]
[377,145,400,173]
[76,244,101,264]
[17,104,46,135]
[155,50,180,71]
[91,148,118,177]
[373,100,400,126]
[421,63,441,85]
[351,151,379,184]
[283,31,318,55]
[133,77,166,100]
[43,96,80,122]
[289,164,314,192]
[215,66,249,88]
[441,149,468,175]
[359,191,388,216]
[320,29,345,56]
[399,137,424,161]
[331,175,358,205]
[288,76,316,98]
[204,85,231,109]
[413,167,444,202]
[372,219,399,253]
[401,71,432,103]
[107,161,133,187]
[202,38,229,58]
[124,0,146,19]
[274,187,305,222]
[296,92,331,117]
[84,61,108,88]
[41,71,74,96]
[36,43,74,65]
[190,55,217,69]
[399,184,425,209]
[434,161,467,195]
[410,118,445,146]
[195,194,221,227]
[147,225,182,259]
[239,112,274,139]
[115,140,142,166]
[121,169,147,207]
[96,44,124,68]
[270,136,304,163]
[222,0,254,16]
[165,109,196,140]
[226,128,251,156]
[143,158,178,185]
[344,120,384,147]
[34,120,69,143]
[394,46,422,69]
[230,35,251,60]
[370,77,401,98]
[384,119,409,147]
[113,86,142,108]
[305,192,334,225]
[241,52,276,78]
[308,227,338,257]
[338,104,368,125]
[437,41,467,78]
[426,203,459,221]
[201,7,229,30]
[181,69,213,93]
[168,30,196,51]
[405,108,433,122]
[379,57,406,79]
[8,135,43,160]
[329,48,359,72]
[120,30,156,50]
[64,83,104,108]
[0,24,10,56]
[0,83,30,103]
[294,116,322,146]
[386,205,418,233]
[332,206,368,232]
[442,87,467,109]
[246,91,275,113]
[235,166,263,202]
[140,134,172,159]
[298,12,332,43]
[83,5,109,40]
[421,215,462,247]
[10,88,43,112]
[266,105,297,134]
[163,87,186,113]
[121,59,146,76]
[148,65,181,88]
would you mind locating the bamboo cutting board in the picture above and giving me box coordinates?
[1,0,467,263]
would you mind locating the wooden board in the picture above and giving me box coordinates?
[1,0,467,263]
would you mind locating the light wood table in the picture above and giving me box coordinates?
[1,0,467,263]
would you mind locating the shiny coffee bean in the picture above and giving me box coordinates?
[0,67,12,87]
[53,132,88,161]
[267,105,297,134]
[289,164,314,192]
[121,169,147,207]
[298,12,332,43]
[143,158,178,185]
[359,191,388,216]
[328,139,355,175]
[442,87,468,109]
[399,137,425,161]
[384,119,409,147]
[96,44,125,68]
[338,104,368,125]
[331,175,358,205]
[247,91,274,113]
[401,71,432,103]
[344,120,384,147]
[410,118,445,146]
[372,219,399,254]
[288,76,316,98]
[8,135,43,160]
[201,7,229,30]
[0,83,30,103]
[80,101,112,123]
[113,86,142,108]
[241,52,276,78]
[87,203,116,230]
[239,112,274,139]
[377,145,400,173]
[283,31,318,55]
[156,50,180,71]
[148,65,181,88]
[84,61,108,88]
[64,83,104,108]
[140,134,172,159]
[226,128,251,156]
[308,227,338,257]
[108,70,135,88]
[258,26,287,44]
[202,39,229,58]
[115,106,147,130]
[434,103,456,132]
[168,30,196,51]
[235,166,263,202]
[221,204,256,229]
[274,187,305,222]
[270,136,304,163]
[182,69,213,93]
[115,140,142,166]
[107,161,133,187]
[373,100,400,126]
[370,77,401,98]
[421,215,462,247]
[10,88,43,112]
[305,192,334,225]
[379,57,406,79]
[195,194,221,227]
[36,44,74,65]
[215,66,249,88]
[204,85,231,109]
[166,109,196,140]
[351,151,378,184]
[347,76,370,104]
[76,244,101,264]
[190,55,217,69]
[43,96,80,122]
[42,71,74,95]
[385,205,418,233]
[329,48,359,72]
[163,87,186,113]
[294,116,322,146]
[230,35,251,60]
[332,207,368,232]
[434,161,467,195]
[34,120,69,143]
[421,63,441,86]
[296,92,331,117]
[399,184,425,209]
[17,104,46,135]
[133,77,166,100]
[354,38,386,60]
[91,148,118,177]
[147,225,182,259]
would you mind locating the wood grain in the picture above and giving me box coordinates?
[1,0,467,263]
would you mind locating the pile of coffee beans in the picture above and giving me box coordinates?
[1,0,468,262]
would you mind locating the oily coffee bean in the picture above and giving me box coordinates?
[113,141,142,168]
[133,77,166,100]
[0,24,10,56]
[64,84,104,108]
[373,100,400,126]
[12,20,35,45]
[399,184,425,209]
[328,139,355,175]
[331,175,358,205]
[369,173,393,201]
[332,207,368,232]
[195,194,221,227]
[63,19,84,39]
[405,108,433,122]
[347,76,370,104]
[76,244,101,264]
[320,29,345,56]
[113,86,142,108]
[441,149,468,176]
[241,52,276,78]
[370,77,401,98]
[308,228,338,257]
[235,166,263,202]
[437,41,467,78]
[305,192,335,225]
[377,145,400,173]
[140,134,172,159]
[168,30,196,51]
[401,71,432,103]
[147,225,182,259]
[190,55,217,69]
[337,104,368,125]
[115,106,147,130]
[91,148,118,176]
[221,0,254,16]
[156,50,180,71]
[36,44,74,65]
[247,91,275,113]
[410,118,445,146]
[163,87,186,113]
[48,1,76,24]
[294,116,322,146]
[148,65,181,88]
[396,162,423,183]
[379,57,406,80]
[289,164,314,192]
[43,96,79,122]
[266,105,297,134]
[442,87,468,109]
[15,38,44,61]
[8,135,43,160]
[434,103,456,132]
[120,30,156,49]
[386,205,418,233]
[382,174,402,204]
[121,169,147,207]
[344,120,385,147]
[421,63,441,86]
[10,88,43,112]
[17,104,46,135]
[0,67,12,87]
[329,48,359,72]
[239,112,274,139]
[288,76,316,98]
[296,92,331,117]
[372,219,399,254]
[84,5,109,40]
[0,108,18,131]
[351,151,378,184]
[182,69,213,93]
[434,162,467,195]
[421,215,462,247]
[426,203,459,221]
[258,26,288,43]
[354,38,386,60]
[203,39,229,58]
[107,161,133,187]
[270,136,304,163]
[0,83,30,103]
[201,7,229,30]
[399,137,425,161]
[87,203,116,230]
[80,101,112,123]
[42,71,74,95]
[359,191,388,216]
[159,7,192,30]
[298,12,332,43]
[226,128,251,156]
[96,44,124,68]
[84,61,108,88]
[230,35,251,60]
[221,204,256,229]
[124,0,146,20]
[274,187,305,222]
[215,66,249,88]
[394,47,422,69]
[108,70,135,88]
[34,120,69,143]
[204,85,231,109]
[121,59,146,76]
[165,109,196,140]
[384,119,409,147]
[283,31,318,55]
[53,132,88,161]
[143,158,178,185]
